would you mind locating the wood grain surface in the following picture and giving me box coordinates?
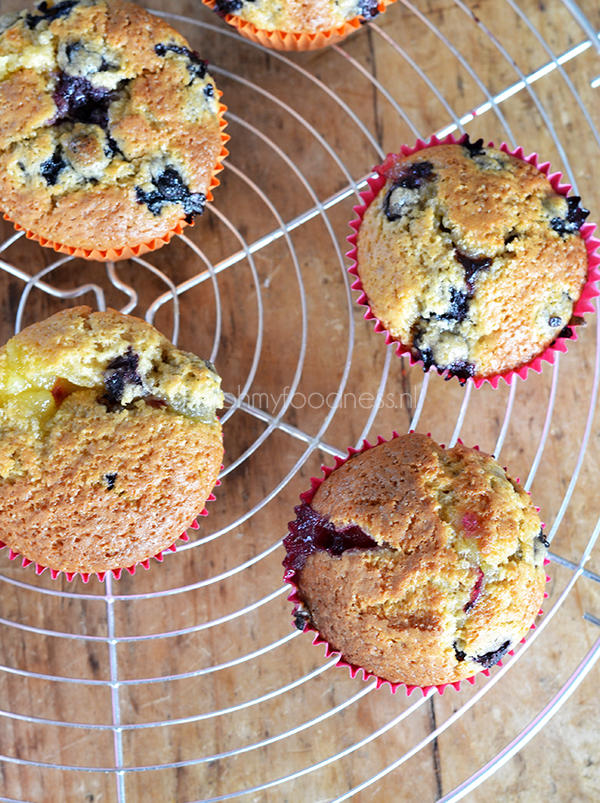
[0,0,599,801]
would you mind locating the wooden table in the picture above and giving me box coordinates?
[0,0,599,800]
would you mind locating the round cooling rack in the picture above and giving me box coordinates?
[0,0,599,800]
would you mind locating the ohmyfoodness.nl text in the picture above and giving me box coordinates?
[223,386,419,412]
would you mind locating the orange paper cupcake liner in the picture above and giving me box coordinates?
[0,480,220,583]
[3,98,230,263]
[283,433,550,695]
[202,0,396,51]
[347,134,600,388]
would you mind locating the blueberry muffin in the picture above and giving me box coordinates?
[0,306,224,575]
[209,0,381,38]
[0,0,226,255]
[355,139,590,383]
[284,432,547,687]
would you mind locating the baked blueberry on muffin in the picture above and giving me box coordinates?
[354,138,590,383]
[0,307,224,576]
[284,432,547,687]
[0,0,226,255]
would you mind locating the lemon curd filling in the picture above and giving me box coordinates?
[0,344,88,431]
[0,330,223,434]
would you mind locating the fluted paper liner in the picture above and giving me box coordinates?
[3,98,230,263]
[347,134,600,388]
[0,479,221,583]
[283,433,550,695]
[203,0,396,51]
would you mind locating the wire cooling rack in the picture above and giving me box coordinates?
[0,0,599,800]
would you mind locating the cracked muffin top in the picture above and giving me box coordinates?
[0,306,224,575]
[0,0,225,253]
[284,432,547,687]
[211,0,380,34]
[355,139,589,383]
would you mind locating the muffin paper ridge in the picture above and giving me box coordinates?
[202,0,396,51]
[0,487,219,583]
[3,101,229,263]
[346,134,600,389]
[284,432,549,695]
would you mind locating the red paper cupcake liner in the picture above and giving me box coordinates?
[346,133,600,388]
[202,0,396,51]
[3,97,230,263]
[0,479,221,583]
[283,432,550,695]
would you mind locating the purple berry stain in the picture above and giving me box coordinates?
[454,250,492,294]
[283,501,378,574]
[464,568,485,613]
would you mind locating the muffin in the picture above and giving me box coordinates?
[0,306,224,577]
[203,0,395,51]
[0,0,228,259]
[284,432,548,688]
[350,137,591,385]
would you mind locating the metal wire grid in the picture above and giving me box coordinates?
[0,0,599,800]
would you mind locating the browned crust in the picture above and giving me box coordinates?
[0,392,223,573]
[295,433,546,686]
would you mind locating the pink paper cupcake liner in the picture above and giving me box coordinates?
[346,134,600,389]
[283,432,550,696]
[0,479,221,583]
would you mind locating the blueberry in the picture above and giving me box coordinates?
[548,316,562,328]
[136,167,206,219]
[204,83,214,101]
[462,135,485,158]
[52,72,119,129]
[475,640,511,669]
[26,0,78,28]
[415,345,436,373]
[440,287,469,323]
[293,607,312,631]
[446,360,475,384]
[558,325,573,340]
[213,0,244,14]
[454,643,466,662]
[103,347,143,405]
[359,0,380,21]
[504,231,519,245]
[537,530,550,548]
[40,146,67,186]
[154,44,208,83]
[383,161,434,222]
[455,250,492,294]
[551,196,590,236]
[104,472,117,490]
